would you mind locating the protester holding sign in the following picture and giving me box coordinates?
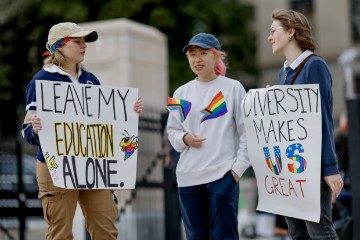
[166,33,251,240]
[267,8,343,239]
[22,22,143,240]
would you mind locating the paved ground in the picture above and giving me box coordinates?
[2,178,280,240]
[4,217,278,240]
[5,219,278,240]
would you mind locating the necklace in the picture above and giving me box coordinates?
[59,66,78,78]
[69,72,78,77]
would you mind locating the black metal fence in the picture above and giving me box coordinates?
[0,109,182,240]
[114,110,182,240]
[0,141,43,240]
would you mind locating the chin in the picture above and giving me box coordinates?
[272,49,280,55]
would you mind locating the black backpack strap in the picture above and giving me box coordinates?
[289,53,316,85]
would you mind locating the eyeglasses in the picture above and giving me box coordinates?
[269,27,283,36]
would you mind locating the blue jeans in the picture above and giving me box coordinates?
[178,171,239,240]
[285,179,338,240]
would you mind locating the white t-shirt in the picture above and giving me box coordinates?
[167,75,251,187]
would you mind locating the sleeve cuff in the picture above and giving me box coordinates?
[232,160,251,178]
[182,132,189,146]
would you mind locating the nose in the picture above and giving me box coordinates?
[267,34,272,43]
[194,55,201,62]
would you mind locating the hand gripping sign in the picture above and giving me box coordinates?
[241,84,321,222]
[36,80,139,189]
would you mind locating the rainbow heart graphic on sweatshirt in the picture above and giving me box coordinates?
[200,91,227,123]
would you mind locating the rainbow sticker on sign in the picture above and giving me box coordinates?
[120,130,138,160]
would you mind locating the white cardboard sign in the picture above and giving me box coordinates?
[36,80,139,189]
[241,84,321,222]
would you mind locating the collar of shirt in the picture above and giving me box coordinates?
[283,50,313,70]
[43,65,82,83]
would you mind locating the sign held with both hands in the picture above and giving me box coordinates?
[36,80,139,189]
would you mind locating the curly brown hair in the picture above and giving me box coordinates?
[271,8,315,52]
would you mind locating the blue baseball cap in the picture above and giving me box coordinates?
[182,33,221,53]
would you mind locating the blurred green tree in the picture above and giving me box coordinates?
[0,0,257,137]
[96,0,257,92]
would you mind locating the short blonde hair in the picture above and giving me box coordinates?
[43,51,66,68]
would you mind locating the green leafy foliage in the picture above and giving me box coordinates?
[0,0,258,137]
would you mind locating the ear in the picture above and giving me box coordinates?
[288,28,295,38]
[214,52,221,61]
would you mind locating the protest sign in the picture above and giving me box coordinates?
[36,80,139,189]
[241,84,321,222]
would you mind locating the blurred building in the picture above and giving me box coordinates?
[243,0,360,120]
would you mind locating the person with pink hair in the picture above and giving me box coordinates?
[166,33,251,239]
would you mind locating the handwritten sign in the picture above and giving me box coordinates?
[241,84,321,222]
[36,80,139,189]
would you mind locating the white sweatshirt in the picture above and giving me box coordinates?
[167,76,251,187]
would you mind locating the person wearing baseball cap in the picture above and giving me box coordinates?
[42,22,98,57]
[182,32,222,53]
[166,32,250,239]
[22,22,143,239]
